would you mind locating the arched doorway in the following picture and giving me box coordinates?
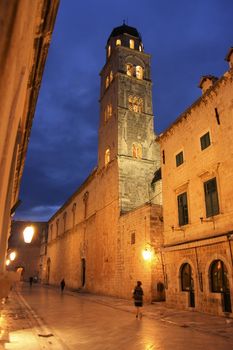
[210,260,232,313]
[81,258,86,287]
[46,258,51,284]
[181,263,195,307]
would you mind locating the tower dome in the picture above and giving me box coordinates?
[106,23,143,60]
[107,24,142,42]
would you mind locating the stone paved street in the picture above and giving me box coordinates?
[0,284,233,350]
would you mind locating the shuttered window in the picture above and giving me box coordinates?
[177,192,189,226]
[200,132,211,150]
[204,178,219,217]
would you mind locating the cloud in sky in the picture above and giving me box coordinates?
[15,0,233,221]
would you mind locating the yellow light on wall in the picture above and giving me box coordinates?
[6,259,10,266]
[23,226,34,243]
[142,247,153,261]
[9,251,16,261]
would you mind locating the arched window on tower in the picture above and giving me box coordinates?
[105,76,109,89]
[104,104,112,122]
[110,71,113,83]
[132,143,142,159]
[105,148,110,166]
[107,45,111,57]
[108,104,112,118]
[116,39,121,46]
[126,64,134,77]
[136,66,143,80]
[139,44,142,52]
[129,39,135,49]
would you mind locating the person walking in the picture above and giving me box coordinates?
[29,276,33,287]
[60,278,65,293]
[133,281,144,319]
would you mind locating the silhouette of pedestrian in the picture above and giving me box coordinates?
[133,281,144,319]
[60,278,65,293]
[29,276,33,287]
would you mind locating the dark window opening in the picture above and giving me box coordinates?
[215,108,220,125]
[204,178,219,217]
[177,192,189,226]
[200,132,211,150]
[131,232,135,245]
[162,150,165,164]
[176,151,184,167]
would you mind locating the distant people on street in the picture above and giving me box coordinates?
[60,278,65,293]
[29,276,33,287]
[133,281,144,319]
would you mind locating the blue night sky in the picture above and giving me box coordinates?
[15,0,233,221]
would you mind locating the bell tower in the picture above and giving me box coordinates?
[99,24,160,212]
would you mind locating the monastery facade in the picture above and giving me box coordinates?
[42,25,164,302]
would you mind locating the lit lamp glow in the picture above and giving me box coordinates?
[9,251,16,261]
[142,246,153,261]
[23,226,34,243]
[6,259,10,266]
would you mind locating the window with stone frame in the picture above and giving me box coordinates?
[204,177,219,217]
[176,151,184,167]
[200,131,211,150]
[177,192,189,226]
[116,39,121,46]
[128,95,143,113]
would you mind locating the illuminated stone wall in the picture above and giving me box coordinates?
[159,58,233,316]
[0,0,59,273]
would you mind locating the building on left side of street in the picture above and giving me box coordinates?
[0,0,59,288]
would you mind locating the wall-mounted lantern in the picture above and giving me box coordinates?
[23,226,34,243]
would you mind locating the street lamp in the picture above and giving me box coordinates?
[9,251,16,261]
[142,244,154,261]
[23,226,34,243]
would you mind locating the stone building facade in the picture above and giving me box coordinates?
[158,48,233,316]
[0,0,59,278]
[43,25,164,302]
